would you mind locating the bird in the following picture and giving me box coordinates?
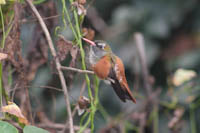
[83,38,136,103]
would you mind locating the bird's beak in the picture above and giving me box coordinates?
[82,38,96,46]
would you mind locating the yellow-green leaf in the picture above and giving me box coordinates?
[0,0,6,5]
[0,120,18,133]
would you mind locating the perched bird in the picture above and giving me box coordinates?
[83,38,136,103]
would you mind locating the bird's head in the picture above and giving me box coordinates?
[83,38,112,64]
[93,40,111,53]
[83,38,111,52]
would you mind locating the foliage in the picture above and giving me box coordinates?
[0,120,18,133]
[23,125,49,133]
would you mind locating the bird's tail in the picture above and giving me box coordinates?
[111,80,136,103]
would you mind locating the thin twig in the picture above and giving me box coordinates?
[61,66,94,74]
[134,33,152,96]
[9,85,63,94]
[27,85,63,92]
[25,0,74,133]
[37,110,90,132]
[61,66,116,83]
[11,83,19,102]
[20,14,61,23]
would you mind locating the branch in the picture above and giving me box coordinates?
[20,14,61,23]
[27,85,63,92]
[61,66,116,83]
[38,123,90,132]
[37,109,90,132]
[134,33,152,96]
[61,66,94,74]
[25,0,74,133]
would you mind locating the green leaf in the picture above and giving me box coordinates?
[0,120,18,133]
[23,125,49,133]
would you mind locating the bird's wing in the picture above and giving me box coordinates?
[109,56,136,103]
[108,67,127,102]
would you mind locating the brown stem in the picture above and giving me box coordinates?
[61,66,94,74]
[25,0,74,132]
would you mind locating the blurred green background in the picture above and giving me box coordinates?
[1,0,200,132]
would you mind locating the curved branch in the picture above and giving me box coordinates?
[25,0,74,132]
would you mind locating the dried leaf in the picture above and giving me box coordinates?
[70,46,78,67]
[0,53,7,61]
[56,35,73,61]
[5,32,23,71]
[66,46,79,88]
[72,2,86,16]
[77,4,86,15]
[1,101,29,125]
[77,96,90,115]
[82,28,95,41]
[172,68,196,86]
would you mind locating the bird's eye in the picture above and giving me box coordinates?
[97,43,105,49]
